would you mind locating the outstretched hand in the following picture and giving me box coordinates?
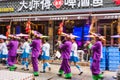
[84,41,91,47]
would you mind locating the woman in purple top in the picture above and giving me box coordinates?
[85,32,105,80]
[58,34,72,79]
[30,34,41,76]
[7,36,19,71]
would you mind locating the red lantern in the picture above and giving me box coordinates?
[6,25,11,37]
[7,25,10,29]
[6,32,9,37]
[57,22,63,35]
[58,28,62,35]
[25,21,31,33]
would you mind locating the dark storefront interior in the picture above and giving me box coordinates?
[0,18,119,48]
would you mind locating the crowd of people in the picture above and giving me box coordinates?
[0,31,105,80]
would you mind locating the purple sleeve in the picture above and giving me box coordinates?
[59,42,68,49]
[91,42,100,50]
[7,41,13,47]
[59,44,64,49]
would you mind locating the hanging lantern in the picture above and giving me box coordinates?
[6,32,9,38]
[57,22,64,35]
[25,21,31,33]
[6,25,11,37]
[7,25,10,29]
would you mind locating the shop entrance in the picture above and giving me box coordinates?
[98,19,118,46]
[0,25,7,35]
[0,21,48,35]
[0,22,8,35]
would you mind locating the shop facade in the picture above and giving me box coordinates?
[0,0,120,48]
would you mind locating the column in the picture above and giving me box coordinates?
[118,18,120,44]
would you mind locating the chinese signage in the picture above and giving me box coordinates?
[18,0,103,11]
[0,0,118,14]
[0,8,14,13]
[0,0,120,20]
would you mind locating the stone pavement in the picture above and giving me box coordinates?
[0,61,117,80]
[35,63,116,80]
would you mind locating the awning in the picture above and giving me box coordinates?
[91,13,120,19]
[0,14,89,22]
[1,13,120,22]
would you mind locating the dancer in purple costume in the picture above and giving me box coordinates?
[84,32,105,80]
[7,36,19,71]
[30,34,41,76]
[58,34,72,79]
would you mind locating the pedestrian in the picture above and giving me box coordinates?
[57,33,72,79]
[30,34,41,76]
[21,37,31,71]
[40,37,51,73]
[7,35,19,71]
[84,32,105,80]
[69,34,83,75]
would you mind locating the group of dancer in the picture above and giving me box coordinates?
[55,31,105,79]
[0,30,105,80]
[0,31,51,76]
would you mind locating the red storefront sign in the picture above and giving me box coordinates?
[53,0,63,9]
[113,0,120,5]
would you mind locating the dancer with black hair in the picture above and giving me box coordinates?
[70,35,83,75]
[40,37,51,73]
[21,37,31,71]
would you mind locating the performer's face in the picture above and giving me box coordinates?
[71,39,75,43]
[65,36,70,41]
[42,39,46,43]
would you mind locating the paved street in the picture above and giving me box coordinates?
[0,61,117,80]
[35,63,116,80]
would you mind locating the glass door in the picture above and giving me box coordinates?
[98,22,118,46]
